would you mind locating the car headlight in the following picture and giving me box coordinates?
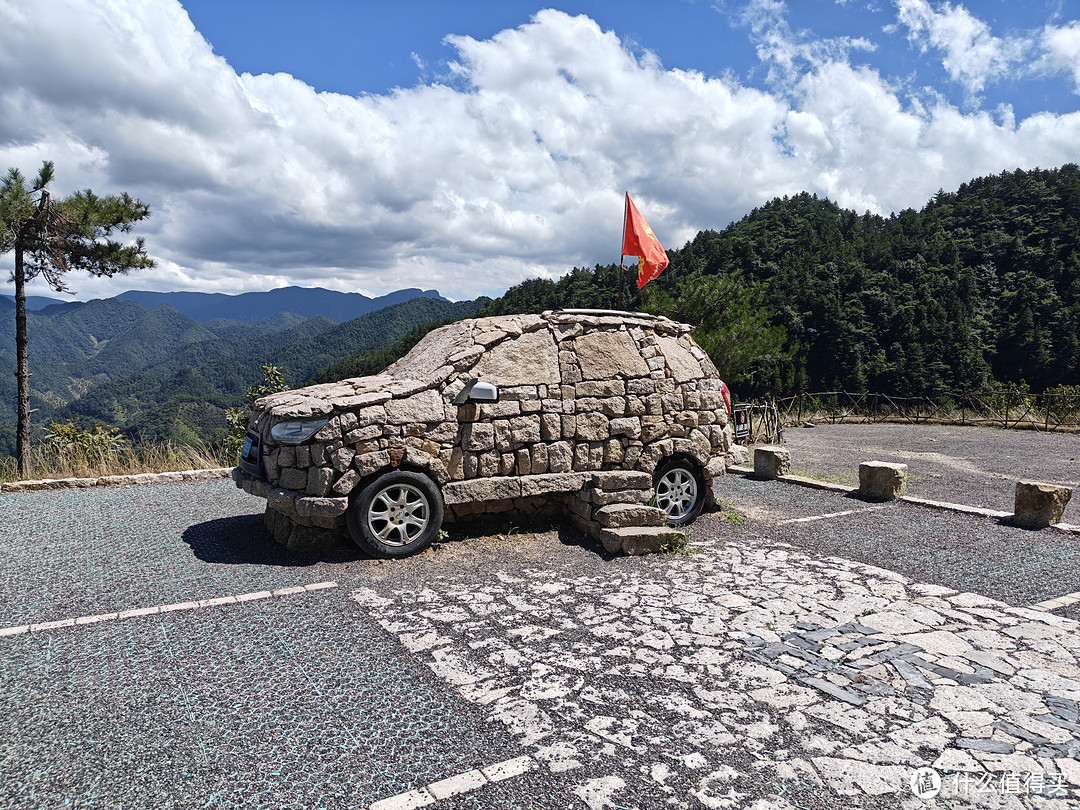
[270,417,328,445]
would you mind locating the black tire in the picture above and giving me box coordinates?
[653,457,705,525]
[347,471,444,558]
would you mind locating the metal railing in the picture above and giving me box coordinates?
[770,390,1080,433]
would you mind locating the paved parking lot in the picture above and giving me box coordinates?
[780,423,1079,525]
[2,424,1079,809]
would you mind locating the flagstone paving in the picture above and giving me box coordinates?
[353,521,1080,809]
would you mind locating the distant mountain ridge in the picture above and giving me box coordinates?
[116,286,447,324]
[0,285,470,455]
[0,294,68,311]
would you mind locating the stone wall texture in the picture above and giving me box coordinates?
[233,311,734,553]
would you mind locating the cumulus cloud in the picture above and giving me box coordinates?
[0,1,1078,302]
[729,0,877,91]
[892,0,1032,97]
[1039,21,1080,91]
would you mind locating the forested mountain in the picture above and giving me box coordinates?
[57,295,486,447]
[480,165,1080,398]
[0,294,67,310]
[0,289,475,454]
[3,164,1077,458]
[117,286,445,323]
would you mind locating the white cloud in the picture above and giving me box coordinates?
[729,0,877,90]
[893,0,1032,97]
[1039,21,1080,91]
[1,1,1078,303]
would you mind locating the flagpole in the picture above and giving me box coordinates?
[617,192,627,311]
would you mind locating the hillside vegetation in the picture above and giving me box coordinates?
[481,165,1080,398]
[0,294,484,455]
[2,164,1077,459]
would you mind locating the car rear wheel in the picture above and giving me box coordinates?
[347,471,444,558]
[653,458,705,525]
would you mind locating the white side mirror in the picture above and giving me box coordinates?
[452,378,500,405]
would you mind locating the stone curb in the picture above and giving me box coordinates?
[1028,589,1080,612]
[0,467,232,493]
[898,494,1013,520]
[728,465,853,493]
[727,463,1079,528]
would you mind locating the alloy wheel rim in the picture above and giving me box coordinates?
[656,468,697,520]
[367,483,430,546]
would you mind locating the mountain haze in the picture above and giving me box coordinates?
[117,286,446,323]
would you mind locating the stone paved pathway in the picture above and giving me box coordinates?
[353,527,1080,809]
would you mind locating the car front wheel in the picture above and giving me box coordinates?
[347,471,444,558]
[653,458,705,525]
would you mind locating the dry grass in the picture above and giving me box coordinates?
[0,441,227,484]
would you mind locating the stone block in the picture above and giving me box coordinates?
[858,461,908,501]
[332,469,361,495]
[575,331,650,379]
[575,412,609,441]
[591,470,653,490]
[443,477,521,506]
[548,441,573,472]
[293,496,349,519]
[478,451,500,477]
[754,445,790,480]
[461,422,495,451]
[385,389,445,423]
[590,488,654,506]
[594,504,667,528]
[1014,480,1073,529]
[306,466,334,496]
[540,413,561,441]
[305,416,336,442]
[330,447,355,472]
[609,417,642,439]
[354,450,390,477]
[509,415,541,444]
[278,466,308,491]
[530,443,549,474]
[519,472,586,497]
[599,525,689,555]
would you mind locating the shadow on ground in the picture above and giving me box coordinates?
[181,514,361,566]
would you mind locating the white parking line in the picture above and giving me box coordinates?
[1028,590,1080,612]
[777,504,891,524]
[0,581,339,638]
[368,755,537,810]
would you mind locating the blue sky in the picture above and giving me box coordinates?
[2,1,1079,301]
[180,0,1078,117]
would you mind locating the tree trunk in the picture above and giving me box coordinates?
[14,247,32,478]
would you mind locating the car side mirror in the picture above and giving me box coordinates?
[453,378,499,405]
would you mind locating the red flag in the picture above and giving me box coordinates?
[621,192,669,289]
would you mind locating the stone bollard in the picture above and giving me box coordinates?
[1014,480,1073,529]
[859,461,908,501]
[754,445,790,480]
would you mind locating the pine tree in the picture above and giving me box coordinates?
[1,161,153,476]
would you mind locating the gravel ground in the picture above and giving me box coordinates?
[1,589,526,810]
[3,428,1079,808]
[0,483,356,628]
[779,423,1080,524]
[713,475,1080,608]
[0,481,537,810]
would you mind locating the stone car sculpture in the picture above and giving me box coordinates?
[233,310,736,558]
